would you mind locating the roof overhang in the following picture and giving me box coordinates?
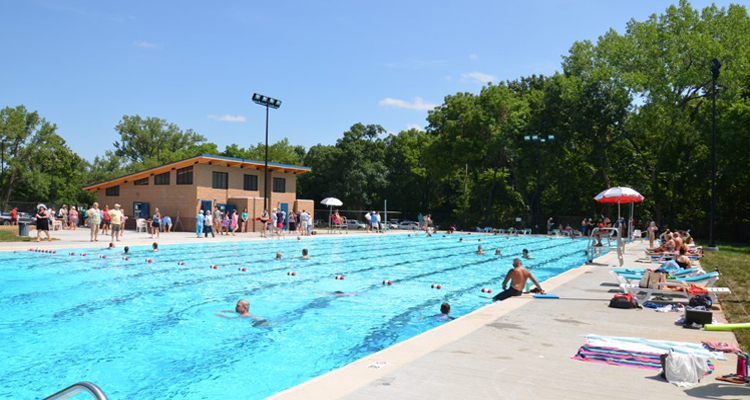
[82,154,311,192]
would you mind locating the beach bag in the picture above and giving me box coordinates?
[687,284,709,296]
[609,293,639,309]
[639,270,667,289]
[689,294,712,308]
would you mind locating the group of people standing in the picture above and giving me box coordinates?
[364,211,383,232]
[259,208,312,238]
[194,206,311,239]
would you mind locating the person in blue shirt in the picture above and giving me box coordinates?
[195,210,205,238]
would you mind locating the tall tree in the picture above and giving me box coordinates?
[113,115,206,165]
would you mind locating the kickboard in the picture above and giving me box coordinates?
[533,294,559,299]
[704,322,750,331]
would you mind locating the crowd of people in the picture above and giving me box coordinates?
[196,206,313,239]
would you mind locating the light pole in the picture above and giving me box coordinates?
[524,134,554,233]
[707,58,721,251]
[252,93,282,213]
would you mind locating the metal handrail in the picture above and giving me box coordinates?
[586,227,624,266]
[43,381,108,400]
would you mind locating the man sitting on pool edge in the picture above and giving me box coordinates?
[492,258,545,302]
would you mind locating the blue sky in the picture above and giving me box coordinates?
[0,0,737,161]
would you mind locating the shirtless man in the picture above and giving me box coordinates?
[493,258,545,301]
[301,248,309,259]
[214,299,266,326]
[476,245,485,255]
[672,231,684,250]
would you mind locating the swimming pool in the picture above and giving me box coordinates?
[0,234,591,399]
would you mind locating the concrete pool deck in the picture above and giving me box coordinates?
[269,240,747,400]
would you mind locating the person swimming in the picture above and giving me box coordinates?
[495,248,502,256]
[152,242,159,252]
[434,302,455,320]
[123,246,129,254]
[476,245,485,255]
[522,248,533,259]
[276,252,282,260]
[301,248,309,259]
[215,299,268,325]
[317,290,359,297]
[108,242,115,250]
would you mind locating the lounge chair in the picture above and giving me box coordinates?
[619,272,729,303]
[476,226,483,232]
[483,227,493,233]
[610,267,705,286]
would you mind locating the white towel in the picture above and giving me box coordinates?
[664,349,710,387]
[585,334,726,360]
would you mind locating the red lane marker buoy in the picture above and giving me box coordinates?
[431,284,435,289]
[382,280,386,285]
[213,265,218,269]
[82,253,87,257]
[487,289,492,293]
[436,285,441,290]
[339,276,344,280]
[387,280,393,285]
[291,272,296,276]
[70,252,75,256]
[481,288,486,293]
[147,259,153,263]
[242,267,247,272]
[334,276,339,280]
[101,255,107,259]
[53,251,57,254]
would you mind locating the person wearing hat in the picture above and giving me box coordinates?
[35,204,51,242]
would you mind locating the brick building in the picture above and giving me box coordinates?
[82,154,313,232]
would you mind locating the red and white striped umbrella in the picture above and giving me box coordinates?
[593,187,644,204]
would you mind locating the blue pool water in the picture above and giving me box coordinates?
[0,234,591,399]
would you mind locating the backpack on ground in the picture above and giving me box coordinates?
[688,294,712,308]
[609,293,640,309]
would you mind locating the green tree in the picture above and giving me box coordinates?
[113,115,206,165]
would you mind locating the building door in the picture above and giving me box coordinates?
[280,202,289,230]
[200,200,212,214]
[133,202,150,219]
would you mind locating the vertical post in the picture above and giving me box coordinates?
[708,59,720,251]
[264,104,270,214]
[463,164,468,194]
[384,199,388,232]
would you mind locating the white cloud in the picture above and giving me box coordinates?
[469,54,479,60]
[378,97,438,111]
[406,124,422,131]
[207,114,247,123]
[134,40,160,49]
[461,71,498,84]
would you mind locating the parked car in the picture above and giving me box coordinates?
[0,212,36,225]
[387,220,399,230]
[346,219,367,230]
[398,221,419,230]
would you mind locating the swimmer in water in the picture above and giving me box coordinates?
[152,242,159,252]
[276,252,282,260]
[476,245,485,255]
[215,299,267,325]
[495,248,502,256]
[123,246,129,254]
[459,238,464,242]
[434,302,455,320]
[317,291,359,297]
[522,248,533,260]
[108,242,115,250]
[301,248,309,259]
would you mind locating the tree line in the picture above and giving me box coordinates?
[1,1,748,240]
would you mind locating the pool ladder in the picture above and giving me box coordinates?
[42,381,108,400]
[585,227,624,267]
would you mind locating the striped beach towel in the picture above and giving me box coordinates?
[573,345,714,374]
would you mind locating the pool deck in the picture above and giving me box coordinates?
[269,240,747,400]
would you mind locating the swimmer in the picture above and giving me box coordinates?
[478,239,482,242]
[108,242,115,250]
[476,245,485,255]
[301,248,309,259]
[275,252,282,260]
[322,290,359,297]
[434,302,455,320]
[215,299,267,325]
[495,248,502,256]
[123,246,129,254]
[459,238,464,242]
[297,236,301,242]
[152,242,159,252]
[522,249,533,260]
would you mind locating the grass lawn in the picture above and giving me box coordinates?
[0,225,57,242]
[699,241,750,352]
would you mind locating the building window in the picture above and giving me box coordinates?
[154,172,170,185]
[177,166,193,185]
[273,177,286,193]
[243,174,258,191]
[105,186,120,196]
[134,177,149,186]
[212,171,228,189]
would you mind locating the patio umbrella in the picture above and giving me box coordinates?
[594,186,644,239]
